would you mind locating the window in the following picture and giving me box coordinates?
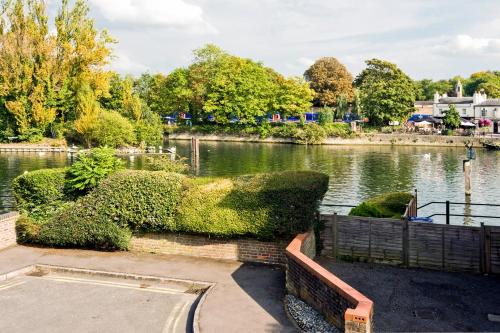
[462,109,467,115]
[439,109,443,114]
[482,109,487,117]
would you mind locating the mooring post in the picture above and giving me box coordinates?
[445,200,450,225]
[464,160,472,196]
[191,137,200,174]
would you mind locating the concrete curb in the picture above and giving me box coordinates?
[192,282,216,333]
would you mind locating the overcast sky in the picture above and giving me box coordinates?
[53,0,500,80]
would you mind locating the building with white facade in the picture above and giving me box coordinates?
[432,80,500,133]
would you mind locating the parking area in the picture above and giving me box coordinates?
[317,258,500,332]
[0,266,205,333]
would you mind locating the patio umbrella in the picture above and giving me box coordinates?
[460,119,476,127]
[415,120,433,126]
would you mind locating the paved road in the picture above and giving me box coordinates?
[0,246,296,333]
[317,258,500,332]
[0,271,198,333]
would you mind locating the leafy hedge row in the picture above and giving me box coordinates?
[349,192,414,219]
[14,170,329,250]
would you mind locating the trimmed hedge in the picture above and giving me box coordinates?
[17,206,131,251]
[177,171,329,239]
[16,170,329,249]
[56,170,185,233]
[12,168,68,213]
[349,192,414,219]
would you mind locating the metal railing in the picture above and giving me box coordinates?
[417,200,500,224]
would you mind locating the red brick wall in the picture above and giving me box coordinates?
[131,233,288,265]
[286,232,373,333]
[0,212,18,250]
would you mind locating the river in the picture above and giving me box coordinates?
[1,141,499,226]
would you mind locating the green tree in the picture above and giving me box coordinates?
[270,74,314,119]
[304,57,354,107]
[0,0,114,141]
[92,111,136,148]
[190,45,275,124]
[442,104,461,130]
[163,68,193,115]
[464,71,500,98]
[355,59,416,126]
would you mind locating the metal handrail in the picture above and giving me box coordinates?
[427,213,500,219]
[321,204,357,208]
[418,201,500,210]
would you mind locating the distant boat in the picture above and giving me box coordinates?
[483,141,500,150]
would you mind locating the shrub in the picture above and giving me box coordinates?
[349,192,414,219]
[317,107,334,125]
[92,111,136,148]
[323,123,353,138]
[12,168,67,215]
[135,113,164,147]
[176,171,329,240]
[59,170,185,232]
[66,147,124,194]
[145,155,190,174]
[37,202,132,250]
[294,123,327,144]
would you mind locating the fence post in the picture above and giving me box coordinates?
[485,224,492,274]
[446,201,450,225]
[402,218,409,267]
[332,213,338,260]
[480,223,486,273]
[414,189,418,216]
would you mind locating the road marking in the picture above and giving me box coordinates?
[0,280,26,291]
[34,275,184,295]
[163,302,183,333]
[172,300,191,332]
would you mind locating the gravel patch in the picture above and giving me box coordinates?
[285,295,339,333]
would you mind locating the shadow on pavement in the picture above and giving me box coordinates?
[231,262,297,332]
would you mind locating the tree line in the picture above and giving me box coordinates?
[0,0,499,146]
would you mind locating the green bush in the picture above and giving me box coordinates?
[135,113,164,147]
[145,155,190,174]
[92,111,136,148]
[317,107,334,125]
[349,192,414,219]
[60,170,185,232]
[66,147,124,194]
[12,168,68,215]
[176,171,329,239]
[323,123,353,138]
[294,123,327,144]
[37,203,132,250]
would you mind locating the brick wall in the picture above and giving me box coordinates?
[0,212,18,250]
[130,233,288,265]
[286,232,373,333]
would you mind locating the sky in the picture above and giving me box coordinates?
[51,0,500,80]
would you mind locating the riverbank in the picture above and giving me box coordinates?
[168,132,499,147]
[0,139,67,153]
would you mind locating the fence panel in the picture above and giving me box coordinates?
[321,214,498,274]
[490,226,500,274]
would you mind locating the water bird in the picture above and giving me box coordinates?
[423,153,431,160]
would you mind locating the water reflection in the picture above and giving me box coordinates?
[1,142,500,226]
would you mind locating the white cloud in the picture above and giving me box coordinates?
[297,57,314,67]
[434,34,500,55]
[110,53,149,74]
[89,0,216,33]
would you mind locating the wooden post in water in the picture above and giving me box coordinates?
[191,137,200,174]
[464,160,472,196]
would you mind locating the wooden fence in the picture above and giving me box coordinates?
[320,214,500,274]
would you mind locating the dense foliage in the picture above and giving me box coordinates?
[0,0,113,142]
[12,168,68,216]
[176,171,329,239]
[442,105,461,130]
[144,156,190,174]
[66,148,124,194]
[304,57,355,107]
[349,192,414,219]
[415,72,500,100]
[16,170,329,249]
[355,59,416,126]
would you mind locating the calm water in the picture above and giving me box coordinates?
[1,141,499,226]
